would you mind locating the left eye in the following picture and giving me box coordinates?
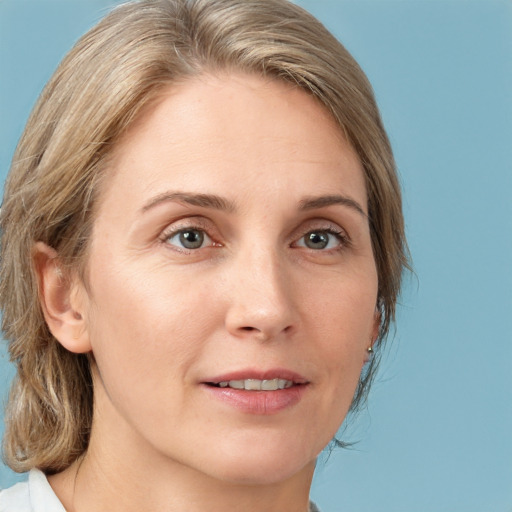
[165,228,212,250]
[296,230,342,250]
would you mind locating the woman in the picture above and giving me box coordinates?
[0,0,408,510]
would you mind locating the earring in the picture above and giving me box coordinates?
[364,344,374,365]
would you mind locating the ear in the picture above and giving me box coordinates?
[33,242,92,354]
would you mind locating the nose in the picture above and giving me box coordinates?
[224,247,297,342]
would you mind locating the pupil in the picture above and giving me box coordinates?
[306,232,328,249]
[179,230,204,249]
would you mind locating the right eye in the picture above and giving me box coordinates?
[164,228,213,250]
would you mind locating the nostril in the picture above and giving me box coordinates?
[241,326,257,332]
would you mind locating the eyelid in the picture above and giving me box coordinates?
[294,219,349,239]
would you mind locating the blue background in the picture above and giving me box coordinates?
[1,1,511,510]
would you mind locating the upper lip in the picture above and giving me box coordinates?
[203,368,309,385]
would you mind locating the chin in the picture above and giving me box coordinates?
[197,435,320,486]
[213,458,314,486]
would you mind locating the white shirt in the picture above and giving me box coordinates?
[0,469,65,512]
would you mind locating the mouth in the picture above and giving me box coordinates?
[202,370,309,414]
[207,378,296,391]
[203,368,309,391]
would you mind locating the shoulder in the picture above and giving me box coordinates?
[0,469,66,512]
[0,478,31,512]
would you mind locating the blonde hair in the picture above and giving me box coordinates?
[1,0,409,473]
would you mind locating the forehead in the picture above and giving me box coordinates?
[99,73,366,214]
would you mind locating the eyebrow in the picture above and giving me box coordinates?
[141,192,236,213]
[141,191,367,218]
[299,194,367,218]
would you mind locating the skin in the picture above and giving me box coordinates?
[38,73,379,512]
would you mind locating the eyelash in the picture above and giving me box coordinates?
[159,222,350,253]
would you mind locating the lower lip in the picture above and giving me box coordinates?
[202,384,308,415]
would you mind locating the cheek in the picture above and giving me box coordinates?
[83,262,218,397]
[304,273,377,397]
[306,273,377,344]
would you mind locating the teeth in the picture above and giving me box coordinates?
[216,379,295,390]
[227,380,244,390]
[245,379,262,390]
[261,378,279,390]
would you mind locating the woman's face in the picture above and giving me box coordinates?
[76,73,379,484]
